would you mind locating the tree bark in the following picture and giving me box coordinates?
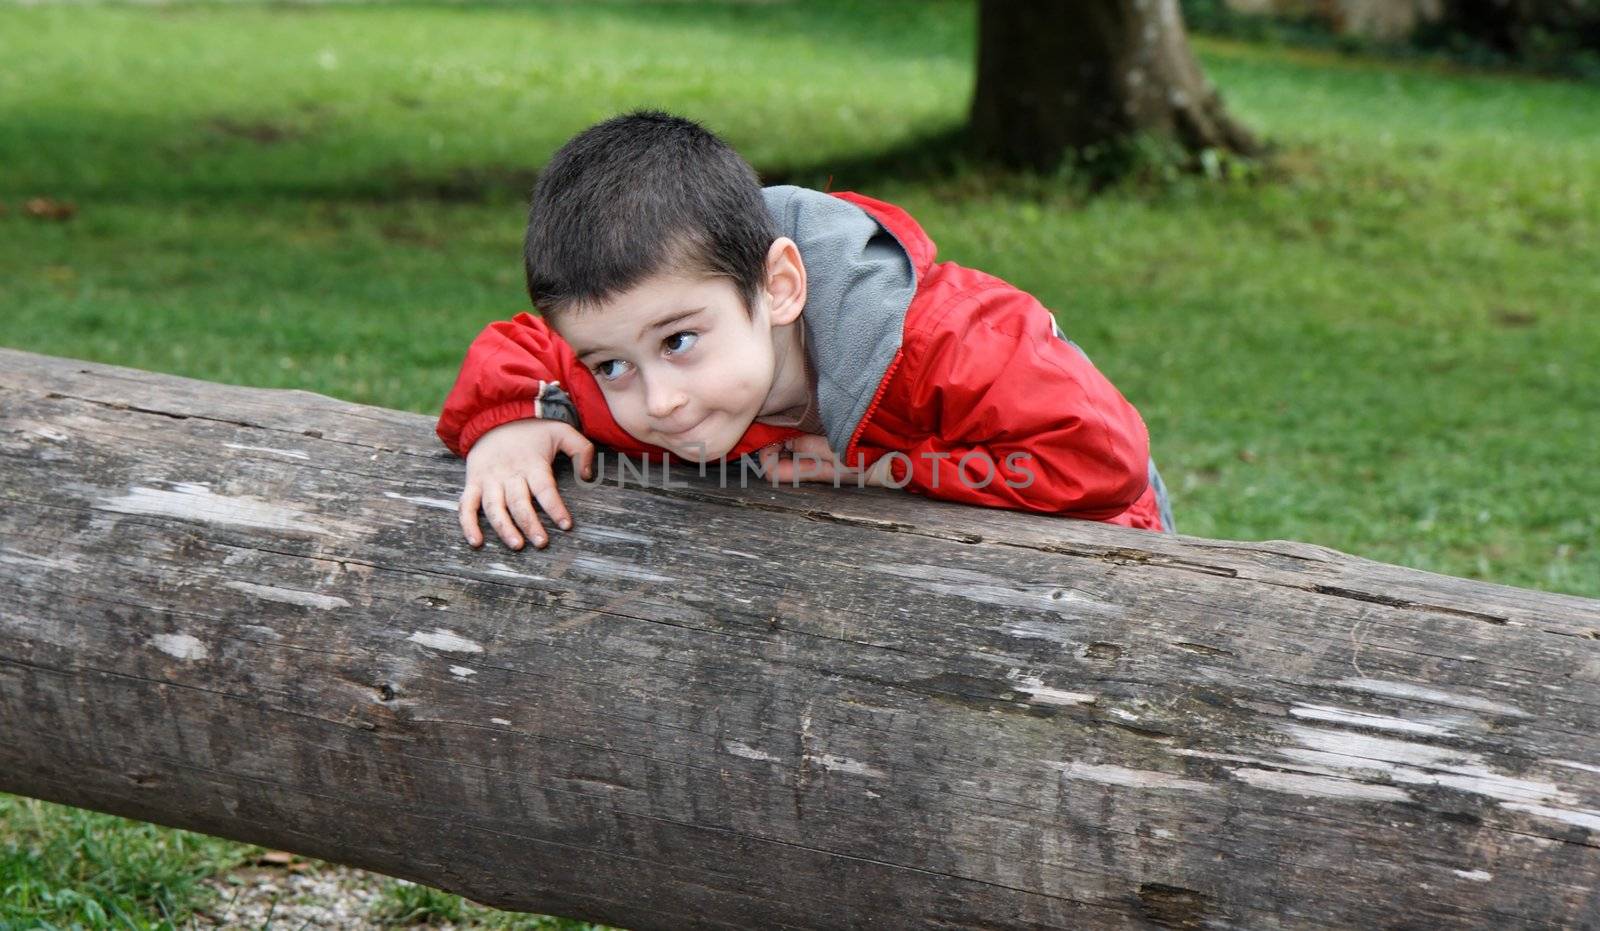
[970,1,1260,170]
[4,347,1600,929]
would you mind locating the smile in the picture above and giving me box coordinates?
[663,416,706,436]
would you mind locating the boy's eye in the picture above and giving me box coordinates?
[593,359,630,382]
[665,330,699,354]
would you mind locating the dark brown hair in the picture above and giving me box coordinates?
[524,110,777,321]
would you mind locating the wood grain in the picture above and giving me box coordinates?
[2,347,1597,930]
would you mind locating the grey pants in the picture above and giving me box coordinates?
[1148,458,1177,535]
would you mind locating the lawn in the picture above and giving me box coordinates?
[2,0,1597,926]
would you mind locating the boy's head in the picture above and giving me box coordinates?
[524,110,777,322]
[525,111,809,463]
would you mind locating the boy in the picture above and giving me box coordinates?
[437,111,1174,551]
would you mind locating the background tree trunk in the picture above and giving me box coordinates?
[970,1,1259,171]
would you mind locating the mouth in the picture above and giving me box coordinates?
[661,416,706,437]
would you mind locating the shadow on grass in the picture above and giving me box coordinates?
[757,123,973,192]
[27,127,1285,210]
[69,124,980,206]
[310,123,1105,206]
[760,122,1285,203]
[361,123,1257,206]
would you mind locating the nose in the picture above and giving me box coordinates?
[643,372,688,422]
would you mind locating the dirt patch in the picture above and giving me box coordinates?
[23,198,78,221]
[207,117,305,145]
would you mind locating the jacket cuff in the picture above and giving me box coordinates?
[533,379,582,433]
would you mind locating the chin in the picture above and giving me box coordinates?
[678,437,734,462]
[679,424,748,463]
[662,432,721,463]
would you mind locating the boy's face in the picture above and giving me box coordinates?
[555,268,789,463]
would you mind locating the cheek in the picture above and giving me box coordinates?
[727,358,770,401]
[603,390,647,427]
[736,344,776,391]
[690,355,765,405]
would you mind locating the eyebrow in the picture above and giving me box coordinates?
[573,308,705,359]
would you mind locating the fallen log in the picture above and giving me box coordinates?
[1,346,1598,930]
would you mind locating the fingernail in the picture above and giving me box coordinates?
[560,519,572,530]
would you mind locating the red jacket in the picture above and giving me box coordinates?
[437,189,1164,532]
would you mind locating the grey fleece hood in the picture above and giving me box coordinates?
[761,185,917,457]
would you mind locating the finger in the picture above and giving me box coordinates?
[560,429,597,481]
[810,454,838,481]
[527,471,572,534]
[502,477,549,549]
[794,434,834,462]
[788,450,826,483]
[789,461,832,484]
[777,457,821,485]
[458,484,484,548]
[481,482,525,550]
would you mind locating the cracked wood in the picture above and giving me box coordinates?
[2,347,1599,930]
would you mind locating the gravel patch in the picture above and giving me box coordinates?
[187,855,436,930]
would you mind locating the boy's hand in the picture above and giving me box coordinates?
[756,434,896,488]
[459,419,596,551]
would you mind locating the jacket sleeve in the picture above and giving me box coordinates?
[434,312,663,459]
[888,286,1150,521]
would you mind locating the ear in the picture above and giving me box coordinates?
[761,237,806,327]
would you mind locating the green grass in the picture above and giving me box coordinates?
[3,0,1598,925]
[374,880,598,929]
[0,795,246,928]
